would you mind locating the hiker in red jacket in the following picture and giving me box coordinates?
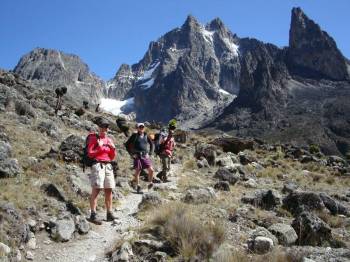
[158,124,176,182]
[87,118,117,224]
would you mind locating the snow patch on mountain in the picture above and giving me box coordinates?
[138,61,160,81]
[219,89,230,95]
[201,28,215,44]
[222,37,239,56]
[100,97,134,115]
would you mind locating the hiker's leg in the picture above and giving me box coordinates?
[104,188,113,212]
[147,166,154,183]
[90,188,100,212]
[134,169,141,186]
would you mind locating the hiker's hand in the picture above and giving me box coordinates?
[133,154,137,159]
[98,139,104,147]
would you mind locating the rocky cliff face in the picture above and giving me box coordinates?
[287,8,349,81]
[14,48,105,105]
[211,7,350,155]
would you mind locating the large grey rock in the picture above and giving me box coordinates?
[247,227,277,254]
[214,167,240,185]
[0,158,21,178]
[283,191,325,215]
[0,242,11,255]
[194,143,217,166]
[59,135,84,162]
[139,192,163,209]
[75,215,90,234]
[291,211,332,246]
[319,193,349,216]
[50,217,75,242]
[241,189,281,210]
[0,141,12,161]
[211,137,255,154]
[183,187,216,204]
[111,241,133,262]
[214,181,230,191]
[268,223,298,246]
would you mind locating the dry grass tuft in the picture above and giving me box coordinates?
[146,202,225,260]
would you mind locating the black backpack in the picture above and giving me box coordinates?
[82,133,99,172]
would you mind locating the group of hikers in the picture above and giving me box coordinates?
[85,118,176,224]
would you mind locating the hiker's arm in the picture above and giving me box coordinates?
[107,138,116,160]
[87,137,101,158]
[148,136,154,155]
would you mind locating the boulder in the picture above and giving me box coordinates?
[319,193,348,216]
[111,241,133,262]
[241,190,281,210]
[211,137,255,154]
[183,187,216,204]
[50,217,75,242]
[59,135,84,162]
[238,152,257,165]
[0,141,11,161]
[194,143,217,166]
[291,211,332,246]
[215,154,235,168]
[248,236,274,254]
[75,215,90,234]
[139,192,163,209]
[214,181,230,191]
[247,227,277,254]
[0,242,11,255]
[197,157,210,168]
[268,223,298,246]
[214,167,240,185]
[0,158,21,178]
[282,191,325,215]
[282,182,299,194]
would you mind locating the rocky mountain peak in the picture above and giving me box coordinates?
[14,48,104,104]
[288,7,349,81]
[182,15,201,31]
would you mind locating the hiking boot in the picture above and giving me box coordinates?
[106,211,117,221]
[148,183,154,190]
[136,185,143,194]
[156,171,164,180]
[162,175,170,183]
[88,212,102,225]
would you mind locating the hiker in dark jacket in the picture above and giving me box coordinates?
[125,123,154,193]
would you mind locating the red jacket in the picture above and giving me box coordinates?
[87,134,115,162]
[160,136,175,157]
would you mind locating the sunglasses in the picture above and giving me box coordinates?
[138,126,145,129]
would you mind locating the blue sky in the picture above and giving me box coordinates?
[1,0,349,80]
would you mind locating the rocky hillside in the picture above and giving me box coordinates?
[14,48,105,105]
[0,69,350,261]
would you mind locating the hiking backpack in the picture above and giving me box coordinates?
[154,131,167,156]
[82,132,99,172]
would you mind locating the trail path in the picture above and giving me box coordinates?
[34,164,181,262]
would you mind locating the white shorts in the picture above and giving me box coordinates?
[89,163,115,189]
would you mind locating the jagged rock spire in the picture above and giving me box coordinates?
[288,7,349,80]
